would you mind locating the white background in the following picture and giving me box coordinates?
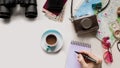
[0,0,120,68]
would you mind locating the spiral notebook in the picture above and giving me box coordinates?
[66,41,91,68]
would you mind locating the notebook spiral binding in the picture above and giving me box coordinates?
[71,41,91,48]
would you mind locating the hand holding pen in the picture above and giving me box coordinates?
[76,51,102,68]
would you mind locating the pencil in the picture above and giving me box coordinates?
[75,51,97,63]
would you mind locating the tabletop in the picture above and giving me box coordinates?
[0,0,120,68]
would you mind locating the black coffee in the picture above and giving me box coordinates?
[46,34,57,45]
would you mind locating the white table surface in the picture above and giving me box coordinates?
[0,0,120,68]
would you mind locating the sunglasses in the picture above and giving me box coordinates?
[102,37,113,64]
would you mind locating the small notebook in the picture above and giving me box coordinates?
[66,41,91,68]
[43,0,67,16]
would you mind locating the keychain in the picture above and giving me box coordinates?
[113,25,120,52]
[114,30,120,52]
[116,7,120,52]
[109,20,120,52]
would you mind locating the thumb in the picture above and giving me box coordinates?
[78,54,87,67]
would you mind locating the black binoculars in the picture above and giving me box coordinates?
[0,0,38,19]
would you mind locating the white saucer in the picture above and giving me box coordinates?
[41,30,64,53]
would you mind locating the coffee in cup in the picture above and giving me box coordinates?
[46,34,57,47]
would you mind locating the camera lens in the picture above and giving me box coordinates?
[25,5,37,18]
[0,6,10,18]
[80,18,92,29]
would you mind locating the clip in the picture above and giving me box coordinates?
[92,2,102,10]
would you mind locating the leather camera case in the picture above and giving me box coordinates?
[72,15,99,35]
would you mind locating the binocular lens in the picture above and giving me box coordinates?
[25,5,37,18]
[0,6,10,18]
[0,0,38,19]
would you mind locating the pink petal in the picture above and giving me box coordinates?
[102,40,111,49]
[103,37,109,42]
[104,51,113,64]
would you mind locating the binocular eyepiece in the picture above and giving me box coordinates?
[0,0,38,19]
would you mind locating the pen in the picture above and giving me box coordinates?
[75,51,97,63]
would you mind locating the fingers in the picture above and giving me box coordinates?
[80,51,102,64]
[78,54,87,67]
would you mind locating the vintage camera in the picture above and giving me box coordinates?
[72,15,99,35]
[70,0,110,35]
[0,0,38,19]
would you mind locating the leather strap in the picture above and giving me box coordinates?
[98,0,110,13]
[71,0,110,18]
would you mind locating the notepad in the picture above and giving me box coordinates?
[66,41,91,68]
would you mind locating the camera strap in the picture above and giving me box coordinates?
[117,7,120,23]
[98,0,110,13]
[117,41,120,52]
[71,0,110,19]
